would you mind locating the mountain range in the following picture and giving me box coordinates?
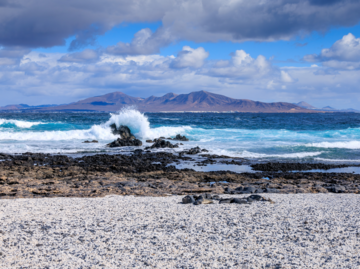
[0,91,355,113]
[294,102,359,113]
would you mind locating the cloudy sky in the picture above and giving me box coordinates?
[1,0,360,109]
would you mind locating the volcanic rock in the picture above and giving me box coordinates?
[150,139,179,149]
[173,134,189,141]
[107,125,142,147]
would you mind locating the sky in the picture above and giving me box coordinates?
[1,0,360,109]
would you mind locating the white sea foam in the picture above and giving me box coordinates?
[0,108,191,142]
[315,158,360,162]
[307,141,360,149]
[105,108,191,139]
[0,119,43,128]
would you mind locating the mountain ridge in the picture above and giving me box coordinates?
[0,91,350,113]
[36,90,311,113]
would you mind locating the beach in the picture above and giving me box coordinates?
[0,194,359,268]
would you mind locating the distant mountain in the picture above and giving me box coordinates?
[0,104,58,111]
[38,91,311,113]
[340,108,360,113]
[294,101,317,110]
[322,106,337,111]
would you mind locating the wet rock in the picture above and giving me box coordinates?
[150,139,179,149]
[110,124,132,139]
[251,162,354,172]
[107,125,142,147]
[173,134,189,141]
[83,140,98,143]
[146,140,153,143]
[107,137,142,147]
[183,147,203,155]
[182,195,195,204]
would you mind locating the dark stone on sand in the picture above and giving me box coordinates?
[182,195,195,204]
[242,186,256,194]
[219,198,233,204]
[232,198,249,204]
[327,185,346,193]
[248,195,263,201]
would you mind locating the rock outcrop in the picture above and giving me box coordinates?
[107,124,142,147]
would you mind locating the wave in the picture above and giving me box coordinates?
[0,119,44,128]
[0,108,191,141]
[307,141,360,149]
[315,158,360,162]
[227,150,324,159]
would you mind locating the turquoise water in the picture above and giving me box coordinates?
[0,109,360,163]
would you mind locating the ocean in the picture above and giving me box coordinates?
[0,108,360,164]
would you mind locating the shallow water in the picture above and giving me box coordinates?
[0,109,360,164]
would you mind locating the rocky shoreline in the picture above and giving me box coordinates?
[1,151,360,199]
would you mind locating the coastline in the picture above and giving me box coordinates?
[1,151,359,199]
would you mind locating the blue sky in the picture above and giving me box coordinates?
[1,0,360,109]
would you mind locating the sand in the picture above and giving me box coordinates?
[0,194,359,268]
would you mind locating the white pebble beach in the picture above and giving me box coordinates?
[0,194,359,268]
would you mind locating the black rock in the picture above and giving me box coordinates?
[233,198,249,204]
[327,185,346,193]
[173,134,189,141]
[241,186,256,194]
[83,140,98,143]
[107,125,142,147]
[248,195,263,201]
[107,137,142,147]
[182,195,195,204]
[110,124,132,138]
[150,139,179,149]
[235,186,244,192]
[183,147,202,155]
[219,198,233,204]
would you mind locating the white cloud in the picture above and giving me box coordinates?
[1,46,360,109]
[320,33,360,62]
[207,50,273,79]
[281,70,293,82]
[304,33,360,71]
[170,46,209,68]
[59,49,99,63]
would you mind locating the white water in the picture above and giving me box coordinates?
[308,141,360,149]
[0,119,44,128]
[0,108,359,161]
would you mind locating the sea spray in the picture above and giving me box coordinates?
[105,107,191,139]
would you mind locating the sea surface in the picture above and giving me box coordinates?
[0,108,360,164]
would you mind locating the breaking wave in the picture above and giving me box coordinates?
[0,108,191,141]
[0,119,44,128]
